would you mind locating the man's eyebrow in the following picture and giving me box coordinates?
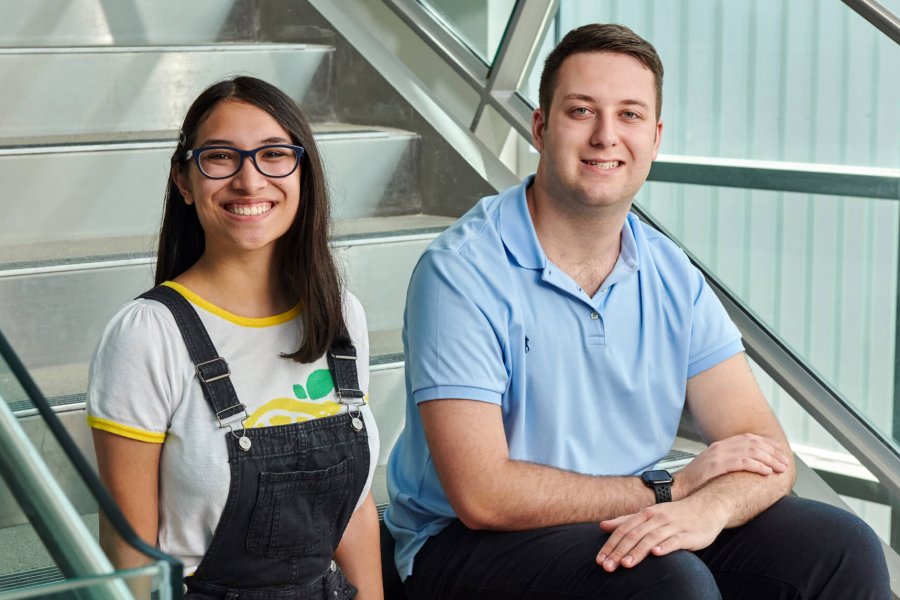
[620,99,651,110]
[562,93,596,103]
[560,93,650,111]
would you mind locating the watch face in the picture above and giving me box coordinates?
[641,470,673,485]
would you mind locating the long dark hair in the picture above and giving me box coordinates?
[156,76,347,363]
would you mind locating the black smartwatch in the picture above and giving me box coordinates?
[640,469,673,503]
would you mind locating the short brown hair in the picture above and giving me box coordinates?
[538,23,664,121]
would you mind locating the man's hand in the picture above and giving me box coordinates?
[674,433,790,498]
[595,496,728,572]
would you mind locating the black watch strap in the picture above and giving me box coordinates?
[651,482,672,503]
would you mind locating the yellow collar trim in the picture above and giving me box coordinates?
[161,281,301,327]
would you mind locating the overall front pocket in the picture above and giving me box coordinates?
[245,457,354,558]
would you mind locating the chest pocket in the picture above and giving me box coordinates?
[246,456,354,558]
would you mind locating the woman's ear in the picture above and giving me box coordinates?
[173,167,193,205]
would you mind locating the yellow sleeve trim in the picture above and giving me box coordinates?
[161,281,302,327]
[87,416,166,444]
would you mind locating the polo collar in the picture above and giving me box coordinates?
[499,175,546,270]
[620,213,641,272]
[499,175,643,277]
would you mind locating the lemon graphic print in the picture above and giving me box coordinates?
[245,369,342,427]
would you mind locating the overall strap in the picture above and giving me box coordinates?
[138,285,248,429]
[326,334,364,406]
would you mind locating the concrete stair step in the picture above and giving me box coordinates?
[0,44,336,138]
[0,1,264,47]
[0,125,423,248]
[0,215,448,376]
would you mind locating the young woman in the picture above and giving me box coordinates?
[87,76,382,599]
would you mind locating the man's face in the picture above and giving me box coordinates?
[532,51,662,213]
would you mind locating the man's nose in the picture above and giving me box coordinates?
[590,113,618,148]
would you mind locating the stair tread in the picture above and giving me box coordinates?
[0,215,453,272]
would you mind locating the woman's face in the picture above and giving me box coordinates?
[176,99,302,260]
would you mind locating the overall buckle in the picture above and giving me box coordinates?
[196,357,231,383]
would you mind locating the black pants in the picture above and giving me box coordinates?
[404,497,891,599]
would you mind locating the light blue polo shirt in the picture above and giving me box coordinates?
[384,176,743,579]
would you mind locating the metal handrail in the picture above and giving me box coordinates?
[649,154,899,200]
[842,0,900,44]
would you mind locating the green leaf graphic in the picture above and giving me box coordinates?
[293,384,308,400]
[307,369,335,400]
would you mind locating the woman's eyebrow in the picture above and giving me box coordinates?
[197,136,291,146]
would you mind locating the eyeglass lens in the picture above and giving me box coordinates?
[197,146,299,178]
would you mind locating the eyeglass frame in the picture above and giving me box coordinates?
[182,144,306,179]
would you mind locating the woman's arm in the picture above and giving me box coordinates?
[92,429,162,570]
[334,491,383,600]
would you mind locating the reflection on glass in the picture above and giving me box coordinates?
[418,0,518,64]
[636,182,899,453]
[519,0,899,168]
[0,350,30,410]
[747,354,895,551]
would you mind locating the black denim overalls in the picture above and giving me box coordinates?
[141,286,370,600]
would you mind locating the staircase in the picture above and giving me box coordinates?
[0,0,501,590]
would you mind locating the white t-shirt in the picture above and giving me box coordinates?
[86,281,379,574]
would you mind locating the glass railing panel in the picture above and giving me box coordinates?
[0,348,29,412]
[517,0,900,169]
[745,354,898,551]
[417,0,518,64]
[635,183,899,454]
[0,331,181,598]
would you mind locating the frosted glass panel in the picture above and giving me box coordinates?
[637,183,899,452]
[520,0,900,168]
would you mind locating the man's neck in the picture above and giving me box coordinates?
[526,180,631,296]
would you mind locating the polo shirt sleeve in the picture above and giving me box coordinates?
[687,265,744,378]
[405,249,508,405]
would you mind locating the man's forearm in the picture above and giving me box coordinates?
[460,459,658,530]
[691,465,795,529]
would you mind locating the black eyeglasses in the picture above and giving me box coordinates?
[183,144,305,179]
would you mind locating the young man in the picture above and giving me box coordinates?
[385,24,889,599]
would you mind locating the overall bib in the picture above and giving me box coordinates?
[141,286,370,600]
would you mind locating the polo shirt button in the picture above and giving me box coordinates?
[590,312,599,320]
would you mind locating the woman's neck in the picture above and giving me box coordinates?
[173,248,292,318]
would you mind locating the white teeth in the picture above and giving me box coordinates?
[225,203,272,216]
[587,160,619,169]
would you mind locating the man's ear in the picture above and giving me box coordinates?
[652,119,664,159]
[531,108,546,152]
[173,168,193,205]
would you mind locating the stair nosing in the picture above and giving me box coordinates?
[0,43,332,55]
[0,128,418,156]
[0,223,449,276]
